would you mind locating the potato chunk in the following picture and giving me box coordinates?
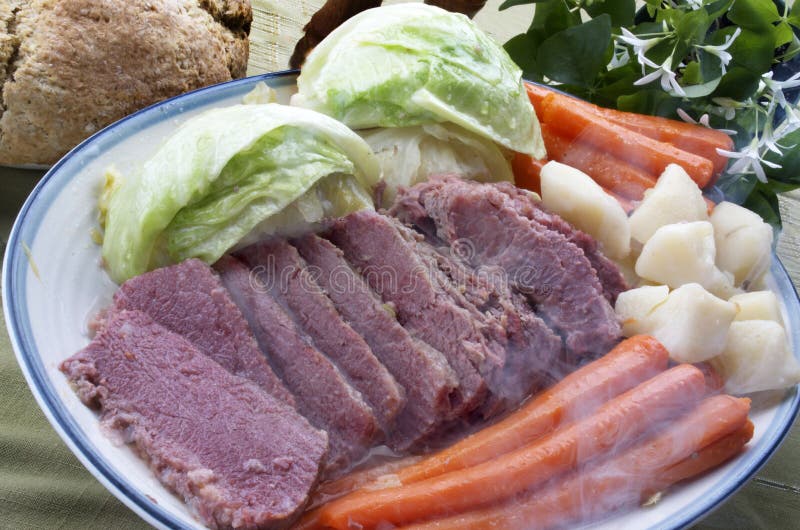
[615,283,736,363]
[629,164,708,245]
[711,320,800,394]
[635,221,716,288]
[730,291,783,324]
[710,201,773,286]
[614,285,670,337]
[540,161,630,259]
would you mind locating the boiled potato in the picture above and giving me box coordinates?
[649,283,737,363]
[710,201,773,286]
[706,268,742,300]
[540,161,631,259]
[614,285,669,336]
[617,283,736,363]
[711,320,800,394]
[615,253,641,287]
[629,164,708,245]
[635,221,717,289]
[730,291,783,323]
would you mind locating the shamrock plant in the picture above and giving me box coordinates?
[502,0,800,227]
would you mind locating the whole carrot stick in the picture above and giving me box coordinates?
[301,336,668,512]
[525,82,733,176]
[541,123,658,200]
[541,93,715,187]
[308,363,707,530]
[396,335,668,484]
[598,110,733,177]
[401,396,752,530]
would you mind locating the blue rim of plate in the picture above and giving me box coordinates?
[3,70,800,530]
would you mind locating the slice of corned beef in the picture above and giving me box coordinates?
[391,178,621,357]
[415,240,564,409]
[397,230,511,418]
[214,255,378,473]
[60,309,328,530]
[327,210,489,418]
[238,240,404,436]
[112,258,295,407]
[294,234,459,450]
[493,182,629,304]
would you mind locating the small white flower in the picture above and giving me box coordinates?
[760,119,783,156]
[686,0,705,10]
[779,105,800,131]
[617,28,665,67]
[676,108,738,135]
[711,97,746,120]
[762,71,800,123]
[540,75,564,87]
[717,137,782,183]
[694,28,741,75]
[635,55,686,96]
[608,42,630,70]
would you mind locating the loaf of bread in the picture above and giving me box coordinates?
[0,0,251,166]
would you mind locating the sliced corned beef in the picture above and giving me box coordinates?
[60,309,328,530]
[214,255,378,472]
[415,240,564,409]
[494,182,629,304]
[294,234,459,450]
[327,210,489,418]
[400,233,512,417]
[112,258,295,407]
[238,240,404,436]
[391,178,622,356]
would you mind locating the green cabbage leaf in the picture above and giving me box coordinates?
[102,103,379,282]
[292,3,545,158]
[361,122,514,205]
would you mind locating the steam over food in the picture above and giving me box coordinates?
[64,178,632,528]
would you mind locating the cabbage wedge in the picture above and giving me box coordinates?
[102,104,379,283]
[292,3,545,158]
[361,122,514,205]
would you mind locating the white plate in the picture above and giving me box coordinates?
[3,71,799,530]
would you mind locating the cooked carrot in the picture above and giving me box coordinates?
[308,455,422,510]
[595,109,733,178]
[695,361,725,395]
[524,82,552,117]
[525,82,733,176]
[401,396,752,530]
[652,420,754,494]
[541,93,715,187]
[395,335,668,485]
[511,152,545,194]
[307,363,706,529]
[609,190,636,213]
[297,336,668,515]
[542,123,658,199]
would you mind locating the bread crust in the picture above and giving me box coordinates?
[0,0,252,166]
